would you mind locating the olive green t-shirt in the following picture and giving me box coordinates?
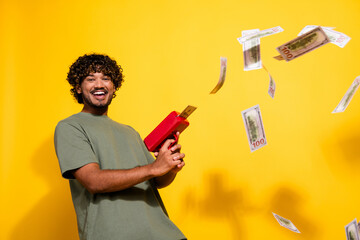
[54,112,186,240]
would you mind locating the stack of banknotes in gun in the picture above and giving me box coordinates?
[274,26,351,61]
[345,218,360,240]
[237,26,284,71]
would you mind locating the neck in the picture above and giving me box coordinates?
[81,105,109,116]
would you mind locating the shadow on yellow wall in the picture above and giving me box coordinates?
[180,170,251,239]
[7,137,334,239]
[322,121,360,175]
[10,137,78,239]
[179,171,320,239]
[267,185,319,239]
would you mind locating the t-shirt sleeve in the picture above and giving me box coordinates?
[128,126,155,164]
[137,132,155,164]
[142,142,155,164]
[54,121,99,179]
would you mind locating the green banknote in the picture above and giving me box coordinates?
[276,26,330,61]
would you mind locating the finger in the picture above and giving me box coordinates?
[173,153,185,160]
[170,143,182,152]
[161,138,176,151]
[172,159,182,166]
[177,161,185,168]
[154,152,159,157]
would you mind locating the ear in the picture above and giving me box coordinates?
[76,84,82,94]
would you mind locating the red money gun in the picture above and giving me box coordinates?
[144,105,196,152]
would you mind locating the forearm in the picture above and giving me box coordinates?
[73,139,184,194]
[74,163,156,194]
[154,171,177,189]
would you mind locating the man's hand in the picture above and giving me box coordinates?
[152,132,185,188]
[151,137,185,176]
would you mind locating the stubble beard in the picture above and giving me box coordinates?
[82,93,114,110]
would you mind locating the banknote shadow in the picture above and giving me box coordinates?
[267,185,319,239]
[324,126,360,167]
[337,134,360,165]
[10,137,78,240]
[321,121,360,177]
[181,170,251,240]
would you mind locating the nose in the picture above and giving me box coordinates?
[94,79,105,88]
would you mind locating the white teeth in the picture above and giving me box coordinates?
[93,91,105,95]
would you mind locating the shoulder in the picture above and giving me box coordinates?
[55,113,84,131]
[54,113,96,140]
[113,120,139,134]
[106,117,134,131]
[107,119,143,139]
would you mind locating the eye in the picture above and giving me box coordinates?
[87,78,95,81]
[103,77,111,81]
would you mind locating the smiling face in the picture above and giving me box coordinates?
[76,72,115,115]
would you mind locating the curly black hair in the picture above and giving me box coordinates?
[66,53,124,103]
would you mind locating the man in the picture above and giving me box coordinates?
[54,53,187,240]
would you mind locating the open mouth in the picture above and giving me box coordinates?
[91,90,108,99]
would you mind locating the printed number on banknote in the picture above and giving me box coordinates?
[241,105,267,152]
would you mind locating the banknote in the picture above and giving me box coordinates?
[272,213,301,233]
[322,28,351,48]
[332,76,360,113]
[241,105,267,152]
[263,65,276,98]
[179,105,197,119]
[237,26,284,44]
[241,29,262,71]
[268,74,276,98]
[298,25,334,36]
[298,26,351,48]
[210,57,227,94]
[273,55,284,61]
[275,27,330,62]
[345,219,360,240]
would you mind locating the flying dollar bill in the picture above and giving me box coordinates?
[237,26,284,44]
[298,25,334,36]
[323,28,351,48]
[241,105,267,152]
[268,74,276,98]
[241,29,262,71]
[332,76,360,113]
[345,219,360,240]
[210,57,227,94]
[298,25,351,48]
[275,27,330,62]
[272,213,301,233]
[263,65,276,98]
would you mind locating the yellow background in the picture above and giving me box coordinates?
[1,0,360,239]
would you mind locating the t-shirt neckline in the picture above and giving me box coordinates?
[78,112,110,119]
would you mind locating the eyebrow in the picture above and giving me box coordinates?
[86,73,109,76]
